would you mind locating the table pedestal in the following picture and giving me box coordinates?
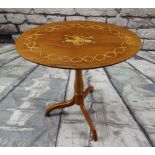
[45,70,97,141]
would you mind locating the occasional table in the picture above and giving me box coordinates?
[16,21,141,141]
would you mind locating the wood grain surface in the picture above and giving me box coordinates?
[16,21,141,69]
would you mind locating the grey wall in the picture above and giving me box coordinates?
[0,8,155,50]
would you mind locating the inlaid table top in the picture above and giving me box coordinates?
[16,21,141,69]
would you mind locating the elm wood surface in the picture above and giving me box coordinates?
[15,21,141,141]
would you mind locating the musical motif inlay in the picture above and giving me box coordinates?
[63,34,95,46]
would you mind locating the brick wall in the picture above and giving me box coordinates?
[0,8,155,50]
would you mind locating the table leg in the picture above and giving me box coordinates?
[45,97,75,117]
[83,86,94,98]
[79,98,97,141]
[45,69,98,141]
[74,70,97,141]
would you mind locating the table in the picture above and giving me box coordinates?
[16,21,141,141]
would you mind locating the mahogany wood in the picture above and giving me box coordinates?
[45,70,97,141]
[15,21,141,141]
[16,21,141,70]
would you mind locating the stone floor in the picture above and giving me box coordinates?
[0,43,155,147]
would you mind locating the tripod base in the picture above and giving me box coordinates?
[45,70,97,141]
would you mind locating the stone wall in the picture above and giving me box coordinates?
[0,8,155,50]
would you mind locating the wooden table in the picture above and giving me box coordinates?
[16,21,141,141]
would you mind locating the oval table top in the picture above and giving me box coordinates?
[16,21,141,69]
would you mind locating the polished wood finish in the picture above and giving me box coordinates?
[16,21,141,69]
[45,70,97,141]
[16,21,141,142]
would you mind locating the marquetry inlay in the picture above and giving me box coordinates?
[16,21,141,69]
